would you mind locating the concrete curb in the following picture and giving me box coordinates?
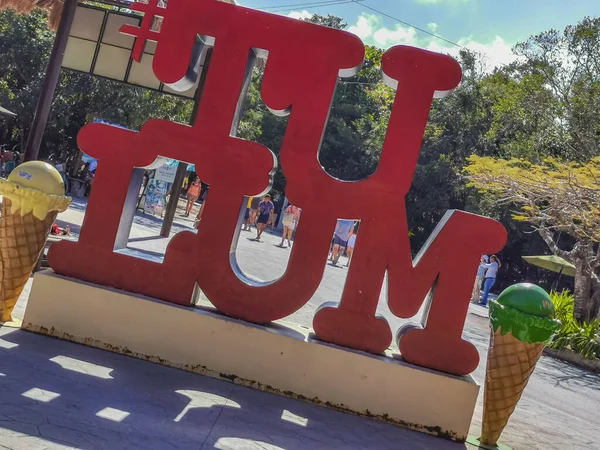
[468,304,489,319]
[543,347,600,374]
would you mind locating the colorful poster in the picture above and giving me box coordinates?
[154,159,178,183]
[144,178,168,216]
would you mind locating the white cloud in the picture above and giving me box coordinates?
[347,13,516,71]
[283,11,516,71]
[457,36,517,67]
[348,14,418,48]
[347,14,375,40]
[373,24,418,47]
[287,10,312,20]
[426,36,517,70]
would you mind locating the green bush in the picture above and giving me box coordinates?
[548,291,600,360]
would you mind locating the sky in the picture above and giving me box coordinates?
[236,0,600,70]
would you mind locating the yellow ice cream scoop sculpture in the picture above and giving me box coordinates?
[0,161,71,324]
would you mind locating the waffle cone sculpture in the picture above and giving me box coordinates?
[480,283,560,448]
[0,161,71,323]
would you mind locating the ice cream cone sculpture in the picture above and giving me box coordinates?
[0,161,71,324]
[480,283,560,448]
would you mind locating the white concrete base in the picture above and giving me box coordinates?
[23,270,479,441]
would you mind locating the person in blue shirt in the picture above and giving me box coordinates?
[330,219,354,266]
[253,194,274,242]
[479,255,501,307]
[471,254,489,303]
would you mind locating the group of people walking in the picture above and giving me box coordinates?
[184,184,502,292]
[245,196,303,246]
[472,254,501,306]
[247,205,359,269]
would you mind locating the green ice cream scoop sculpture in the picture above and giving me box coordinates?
[489,283,558,344]
[472,283,560,449]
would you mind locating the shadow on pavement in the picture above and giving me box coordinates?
[127,236,168,243]
[0,327,468,450]
[534,355,600,391]
[66,198,88,213]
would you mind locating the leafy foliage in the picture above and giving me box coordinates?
[514,17,600,160]
[549,291,600,360]
[0,9,193,164]
[3,7,600,322]
[461,16,600,321]
[240,17,393,192]
[465,156,600,242]
[465,155,600,321]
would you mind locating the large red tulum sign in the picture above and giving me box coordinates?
[48,0,506,376]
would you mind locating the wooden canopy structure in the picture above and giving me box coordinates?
[0,0,235,29]
[0,0,235,235]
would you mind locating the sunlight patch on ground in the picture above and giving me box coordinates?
[0,426,79,449]
[21,388,61,403]
[281,409,308,426]
[214,437,285,450]
[0,338,18,349]
[96,407,130,422]
[50,355,114,379]
[174,390,240,422]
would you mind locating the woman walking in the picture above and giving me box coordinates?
[278,204,300,247]
[479,255,501,307]
[184,176,201,217]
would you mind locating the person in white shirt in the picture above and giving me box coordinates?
[479,255,501,306]
[471,254,489,302]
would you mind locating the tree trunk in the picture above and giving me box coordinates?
[589,275,600,321]
[589,288,600,321]
[573,261,593,323]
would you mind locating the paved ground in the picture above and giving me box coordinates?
[2,198,599,450]
[0,326,465,450]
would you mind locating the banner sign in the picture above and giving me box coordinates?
[154,159,178,183]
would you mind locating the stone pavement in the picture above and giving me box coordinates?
[2,198,599,449]
[0,326,463,450]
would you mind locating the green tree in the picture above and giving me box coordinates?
[479,70,565,161]
[0,9,193,165]
[459,17,600,295]
[513,17,600,161]
[240,14,393,195]
[466,155,600,322]
[421,17,600,287]
[302,13,346,30]
[406,49,494,248]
